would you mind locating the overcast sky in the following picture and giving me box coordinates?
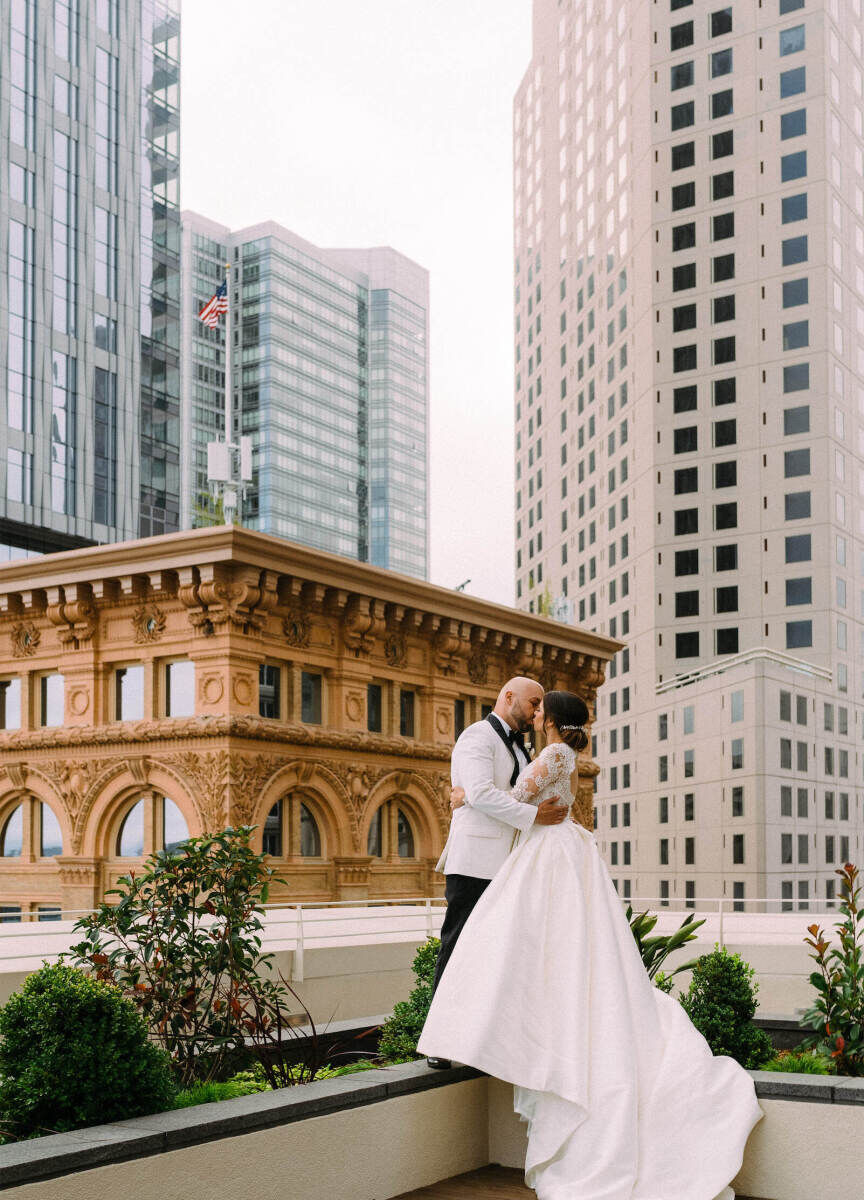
[181,1,531,603]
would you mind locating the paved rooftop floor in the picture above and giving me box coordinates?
[393,1166,533,1198]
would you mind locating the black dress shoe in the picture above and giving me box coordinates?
[426,1056,452,1069]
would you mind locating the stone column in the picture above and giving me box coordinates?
[332,855,374,901]
[56,857,103,916]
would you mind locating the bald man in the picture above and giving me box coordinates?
[427,678,567,1065]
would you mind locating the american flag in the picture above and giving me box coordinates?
[198,279,228,328]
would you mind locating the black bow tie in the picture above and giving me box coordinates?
[508,728,527,752]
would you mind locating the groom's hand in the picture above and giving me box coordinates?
[535,797,569,825]
[449,786,466,811]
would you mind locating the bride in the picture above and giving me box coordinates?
[417,690,762,1200]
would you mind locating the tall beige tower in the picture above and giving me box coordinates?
[515,0,863,910]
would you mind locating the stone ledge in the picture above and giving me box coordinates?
[0,1060,480,1189]
[0,1061,860,1190]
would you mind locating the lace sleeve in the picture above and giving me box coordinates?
[511,743,571,804]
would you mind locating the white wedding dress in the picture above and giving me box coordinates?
[418,742,762,1200]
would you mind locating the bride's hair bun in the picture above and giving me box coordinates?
[543,691,590,751]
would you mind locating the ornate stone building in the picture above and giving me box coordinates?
[0,527,618,917]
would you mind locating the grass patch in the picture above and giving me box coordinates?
[761,1049,834,1075]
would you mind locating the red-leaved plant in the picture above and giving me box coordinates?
[801,863,864,1076]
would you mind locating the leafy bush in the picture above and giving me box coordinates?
[377,937,439,1062]
[801,863,864,1076]
[679,946,773,1069]
[64,827,316,1088]
[0,964,175,1139]
[761,1049,833,1075]
[626,906,704,984]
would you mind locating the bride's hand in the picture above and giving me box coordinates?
[450,786,466,811]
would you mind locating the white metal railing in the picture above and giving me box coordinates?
[0,895,837,980]
[655,646,832,694]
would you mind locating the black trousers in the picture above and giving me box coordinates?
[431,873,491,995]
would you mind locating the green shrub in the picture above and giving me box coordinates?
[679,946,773,1069]
[64,827,309,1088]
[174,1069,269,1108]
[761,1049,833,1075]
[377,937,440,1062]
[801,863,864,1076]
[0,964,175,1139]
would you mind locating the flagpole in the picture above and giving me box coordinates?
[223,261,236,524]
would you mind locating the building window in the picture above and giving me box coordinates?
[712,130,733,158]
[454,699,466,739]
[781,151,807,182]
[785,533,811,562]
[117,796,188,858]
[732,786,744,817]
[659,796,669,823]
[712,171,734,200]
[780,66,806,98]
[714,377,736,405]
[715,502,738,530]
[675,591,699,617]
[674,426,698,452]
[671,21,695,50]
[675,549,699,575]
[367,801,416,859]
[675,508,698,534]
[714,544,738,571]
[258,664,280,719]
[263,798,321,858]
[165,661,194,718]
[659,838,669,865]
[733,882,745,912]
[779,25,806,56]
[676,631,700,657]
[732,833,745,864]
[714,461,737,488]
[672,105,695,132]
[116,665,145,721]
[798,833,809,865]
[781,108,806,139]
[672,182,696,211]
[367,683,383,733]
[711,8,733,36]
[713,215,735,244]
[783,278,809,308]
[673,263,697,290]
[711,89,733,118]
[782,193,807,223]
[684,749,695,777]
[784,491,811,519]
[731,738,744,769]
[673,223,696,251]
[0,678,22,730]
[684,793,695,820]
[785,577,812,606]
[782,235,808,265]
[40,674,64,727]
[301,672,322,724]
[714,418,736,445]
[671,60,695,89]
[685,837,695,865]
[400,689,416,737]
[786,620,813,648]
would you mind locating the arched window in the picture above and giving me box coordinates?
[40,803,63,857]
[117,800,144,857]
[1,806,23,857]
[262,797,321,857]
[367,800,416,860]
[163,798,188,852]
[116,795,189,857]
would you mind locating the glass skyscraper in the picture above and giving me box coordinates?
[0,0,181,560]
[181,215,429,578]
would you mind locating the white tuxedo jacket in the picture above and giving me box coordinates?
[435,717,538,880]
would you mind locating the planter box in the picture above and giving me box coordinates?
[1,1063,862,1200]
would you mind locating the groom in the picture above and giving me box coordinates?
[426,676,567,1068]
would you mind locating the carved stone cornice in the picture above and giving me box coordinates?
[0,714,457,760]
[45,583,98,648]
[341,594,384,656]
